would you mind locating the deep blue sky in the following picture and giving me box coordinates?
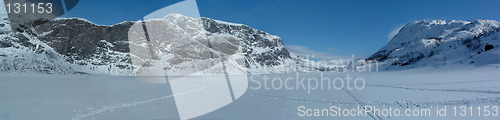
[62,0,500,59]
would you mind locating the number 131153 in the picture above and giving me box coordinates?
[6,2,53,14]
[452,106,499,117]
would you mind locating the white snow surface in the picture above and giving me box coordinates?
[1,66,499,120]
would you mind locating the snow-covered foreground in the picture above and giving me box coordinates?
[1,66,500,120]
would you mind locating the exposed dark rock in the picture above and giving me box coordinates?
[485,43,494,51]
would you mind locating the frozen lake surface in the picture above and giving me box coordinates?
[1,66,500,120]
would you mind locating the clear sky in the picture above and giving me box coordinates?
[62,0,500,60]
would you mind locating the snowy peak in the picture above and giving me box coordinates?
[368,19,500,70]
[391,19,499,44]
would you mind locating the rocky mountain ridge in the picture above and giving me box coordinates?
[0,14,321,75]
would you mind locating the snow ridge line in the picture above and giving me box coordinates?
[71,87,207,120]
[367,84,500,95]
[249,92,356,105]
[386,79,500,86]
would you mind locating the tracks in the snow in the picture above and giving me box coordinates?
[341,88,383,120]
[71,87,206,120]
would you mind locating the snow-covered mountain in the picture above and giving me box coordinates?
[366,19,500,70]
[0,14,321,75]
[3,12,498,74]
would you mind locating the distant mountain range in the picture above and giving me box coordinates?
[0,13,499,75]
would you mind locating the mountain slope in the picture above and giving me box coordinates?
[0,14,317,75]
[367,20,500,70]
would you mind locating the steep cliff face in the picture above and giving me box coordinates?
[0,17,135,75]
[200,17,307,73]
[0,14,310,75]
[367,20,500,70]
